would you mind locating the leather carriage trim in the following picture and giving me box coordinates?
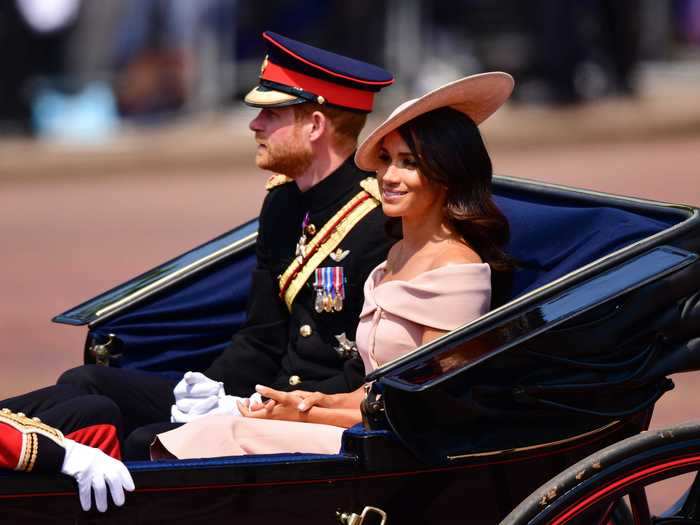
[265,174,294,191]
[279,180,380,310]
[0,409,64,448]
[446,419,620,461]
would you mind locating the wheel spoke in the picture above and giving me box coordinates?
[629,487,651,525]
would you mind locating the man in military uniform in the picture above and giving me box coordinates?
[1,32,394,459]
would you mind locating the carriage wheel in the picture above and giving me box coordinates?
[501,421,700,525]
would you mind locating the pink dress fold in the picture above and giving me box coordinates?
[154,261,491,460]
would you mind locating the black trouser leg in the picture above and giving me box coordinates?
[1,383,88,417]
[58,365,178,436]
[123,421,183,461]
[1,384,124,449]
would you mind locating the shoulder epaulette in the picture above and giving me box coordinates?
[265,174,294,191]
[359,177,381,201]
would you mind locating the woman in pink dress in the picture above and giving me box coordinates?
[152,72,515,460]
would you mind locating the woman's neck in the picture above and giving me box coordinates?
[400,210,456,255]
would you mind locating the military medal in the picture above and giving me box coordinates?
[314,268,325,313]
[333,266,344,311]
[313,267,346,313]
[323,266,334,312]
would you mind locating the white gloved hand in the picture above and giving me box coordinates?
[60,439,135,512]
[171,371,224,423]
[173,371,224,410]
[170,392,262,423]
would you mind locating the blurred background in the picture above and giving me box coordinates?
[0,0,699,510]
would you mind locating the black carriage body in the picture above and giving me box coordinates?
[2,177,699,524]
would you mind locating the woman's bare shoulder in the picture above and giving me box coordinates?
[431,241,482,268]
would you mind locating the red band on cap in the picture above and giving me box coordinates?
[262,62,374,111]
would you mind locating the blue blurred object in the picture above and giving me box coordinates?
[32,82,119,144]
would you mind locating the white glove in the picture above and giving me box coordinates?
[60,439,135,512]
[173,371,224,411]
[171,371,224,423]
[170,391,263,423]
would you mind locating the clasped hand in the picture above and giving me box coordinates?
[237,385,330,421]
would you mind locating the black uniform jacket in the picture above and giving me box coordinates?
[206,156,394,396]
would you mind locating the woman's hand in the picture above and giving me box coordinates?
[289,390,331,412]
[237,385,309,422]
[238,385,364,428]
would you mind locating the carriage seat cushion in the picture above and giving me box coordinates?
[494,193,672,298]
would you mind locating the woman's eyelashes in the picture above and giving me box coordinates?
[377,150,391,164]
[399,157,417,170]
[377,150,418,170]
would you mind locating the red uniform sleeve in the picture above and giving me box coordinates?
[0,422,23,470]
[0,410,66,473]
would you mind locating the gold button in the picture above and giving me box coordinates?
[1,408,10,414]
[299,324,312,337]
[32,417,42,423]
[17,412,25,418]
[305,224,316,236]
[317,95,325,104]
[289,375,302,386]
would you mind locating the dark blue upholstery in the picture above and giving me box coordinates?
[92,251,255,377]
[494,194,673,297]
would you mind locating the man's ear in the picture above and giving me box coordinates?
[307,111,328,143]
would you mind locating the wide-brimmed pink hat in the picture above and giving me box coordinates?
[355,72,514,171]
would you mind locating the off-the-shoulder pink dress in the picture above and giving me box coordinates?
[153,262,491,459]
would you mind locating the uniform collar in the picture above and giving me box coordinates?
[301,154,366,213]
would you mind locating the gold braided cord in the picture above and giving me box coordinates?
[0,409,64,446]
[279,182,380,310]
[26,434,38,473]
[16,433,33,472]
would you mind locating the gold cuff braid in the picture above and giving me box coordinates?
[1,408,63,472]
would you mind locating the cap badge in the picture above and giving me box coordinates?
[260,55,269,75]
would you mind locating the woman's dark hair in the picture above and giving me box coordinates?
[389,106,514,305]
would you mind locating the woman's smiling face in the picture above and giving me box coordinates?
[376,130,446,219]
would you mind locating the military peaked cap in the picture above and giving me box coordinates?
[245,31,394,113]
